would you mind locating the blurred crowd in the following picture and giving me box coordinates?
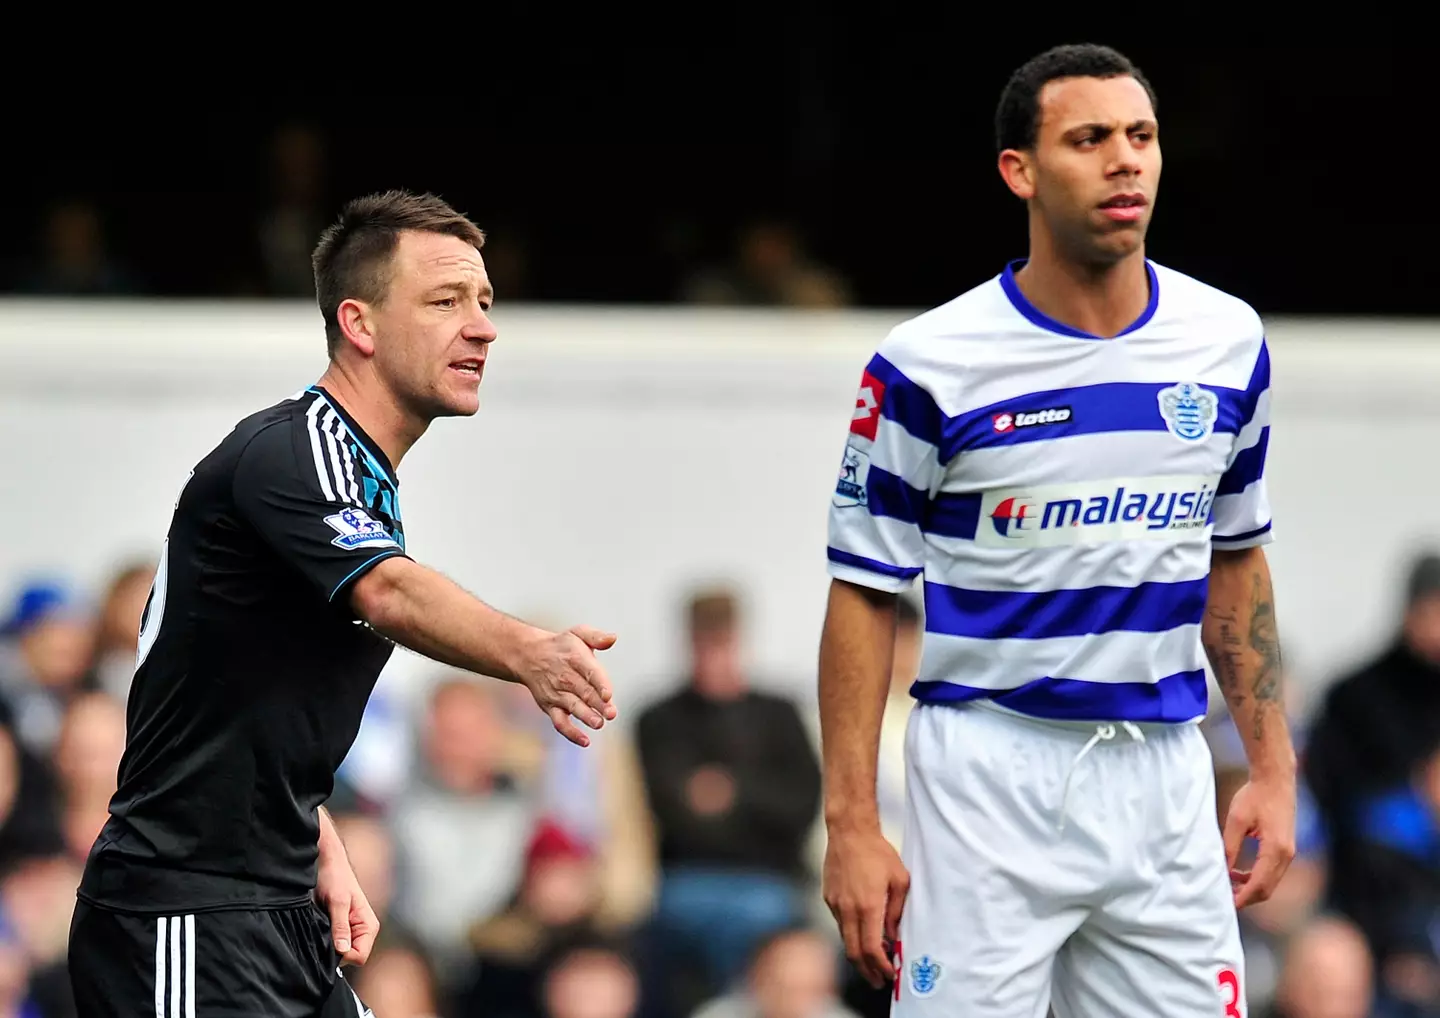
[0,550,1439,1018]
[0,124,852,311]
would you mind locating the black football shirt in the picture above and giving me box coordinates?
[77,385,409,913]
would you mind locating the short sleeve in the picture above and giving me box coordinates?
[1212,336,1273,549]
[826,352,946,592]
[233,422,409,603]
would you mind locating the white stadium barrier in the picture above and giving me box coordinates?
[1,299,1437,716]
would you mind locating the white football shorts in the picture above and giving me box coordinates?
[893,701,1246,1018]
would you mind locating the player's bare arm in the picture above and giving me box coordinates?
[315,805,378,966]
[1202,545,1297,909]
[350,555,617,747]
[818,578,909,989]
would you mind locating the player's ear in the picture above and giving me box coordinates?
[997,148,1037,201]
[336,299,377,358]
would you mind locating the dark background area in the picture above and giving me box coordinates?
[3,31,1432,313]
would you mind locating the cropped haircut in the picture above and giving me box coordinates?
[311,190,486,355]
[994,44,1157,154]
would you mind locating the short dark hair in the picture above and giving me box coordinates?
[311,189,486,356]
[994,44,1157,154]
[687,586,739,636]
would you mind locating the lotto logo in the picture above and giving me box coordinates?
[993,406,1072,433]
[850,371,886,441]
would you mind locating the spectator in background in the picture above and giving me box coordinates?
[348,941,442,1018]
[692,927,860,1018]
[51,692,125,865]
[1261,915,1375,1018]
[635,586,822,1011]
[1305,553,1440,956]
[89,562,153,704]
[0,724,62,880]
[539,940,641,1018]
[1,855,84,1018]
[679,221,851,308]
[457,818,613,1018]
[0,910,40,1018]
[388,675,539,988]
[17,199,136,296]
[1324,738,1440,1016]
[255,123,330,296]
[0,581,96,759]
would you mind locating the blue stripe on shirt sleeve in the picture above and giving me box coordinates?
[865,354,948,448]
[1217,427,1269,496]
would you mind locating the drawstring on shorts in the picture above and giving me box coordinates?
[1057,721,1146,832]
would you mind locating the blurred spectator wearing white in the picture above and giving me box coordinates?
[388,676,539,986]
[635,587,822,1011]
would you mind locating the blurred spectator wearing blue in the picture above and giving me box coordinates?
[635,586,822,1014]
[0,581,97,759]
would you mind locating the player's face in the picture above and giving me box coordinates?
[373,231,497,419]
[1015,75,1160,264]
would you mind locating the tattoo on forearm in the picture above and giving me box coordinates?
[1204,567,1283,741]
[1247,573,1283,737]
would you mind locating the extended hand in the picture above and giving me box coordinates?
[519,626,618,747]
[1223,775,1296,909]
[823,825,909,989]
[316,856,379,967]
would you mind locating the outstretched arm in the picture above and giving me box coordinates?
[1201,546,1296,908]
[350,556,617,747]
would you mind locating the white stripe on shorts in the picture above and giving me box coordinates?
[155,914,196,1018]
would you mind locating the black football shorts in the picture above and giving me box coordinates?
[68,899,370,1018]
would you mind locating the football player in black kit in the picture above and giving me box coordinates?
[68,190,620,1018]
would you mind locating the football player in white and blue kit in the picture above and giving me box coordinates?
[817,44,1295,1018]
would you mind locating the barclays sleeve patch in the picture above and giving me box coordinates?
[833,442,871,509]
[324,508,400,551]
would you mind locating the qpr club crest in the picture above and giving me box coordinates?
[1157,382,1219,442]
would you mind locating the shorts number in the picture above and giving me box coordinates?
[1218,967,1241,1018]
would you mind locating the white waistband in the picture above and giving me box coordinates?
[948,696,1202,741]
